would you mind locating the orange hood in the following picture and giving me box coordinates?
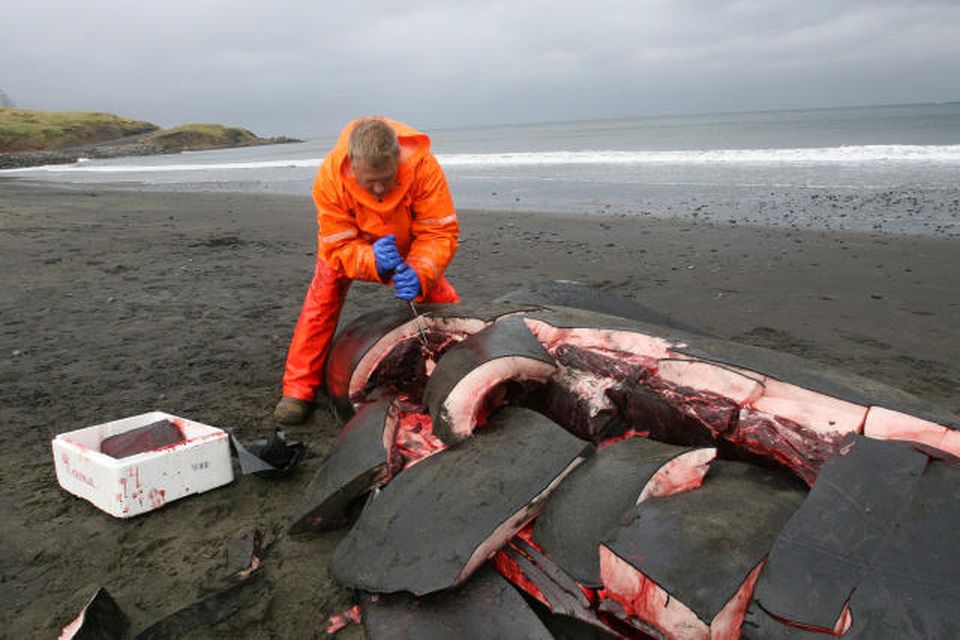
[328,117,432,212]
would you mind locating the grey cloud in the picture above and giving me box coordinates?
[1,0,957,136]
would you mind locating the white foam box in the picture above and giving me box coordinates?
[52,411,234,518]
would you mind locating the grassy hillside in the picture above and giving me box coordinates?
[141,123,262,151]
[0,109,300,168]
[0,108,158,152]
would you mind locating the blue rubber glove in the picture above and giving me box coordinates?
[373,234,402,278]
[393,262,421,301]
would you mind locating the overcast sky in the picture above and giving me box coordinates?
[3,0,959,138]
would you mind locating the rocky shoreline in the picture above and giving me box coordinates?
[0,135,302,170]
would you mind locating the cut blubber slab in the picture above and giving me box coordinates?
[600,460,806,639]
[331,407,592,595]
[358,565,553,640]
[424,316,556,445]
[289,399,396,533]
[754,435,960,638]
[534,436,716,587]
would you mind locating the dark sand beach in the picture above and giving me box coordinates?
[1,180,958,638]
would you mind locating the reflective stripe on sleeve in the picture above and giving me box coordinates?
[417,213,457,226]
[321,228,358,244]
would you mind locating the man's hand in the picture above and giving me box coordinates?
[393,263,421,301]
[373,234,402,277]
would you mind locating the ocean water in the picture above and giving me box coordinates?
[4,102,960,236]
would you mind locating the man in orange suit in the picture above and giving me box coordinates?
[274,116,460,425]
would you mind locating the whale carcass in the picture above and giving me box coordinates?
[297,282,960,639]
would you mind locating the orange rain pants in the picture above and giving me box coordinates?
[282,260,460,402]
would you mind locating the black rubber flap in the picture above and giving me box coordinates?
[755,435,960,638]
[535,437,704,587]
[423,315,555,419]
[246,430,305,479]
[289,399,392,533]
[359,565,553,640]
[604,460,806,623]
[331,407,592,595]
[227,431,276,476]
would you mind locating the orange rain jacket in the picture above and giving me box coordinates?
[312,118,459,300]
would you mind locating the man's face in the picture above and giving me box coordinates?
[352,157,398,199]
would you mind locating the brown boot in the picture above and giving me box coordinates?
[274,397,310,425]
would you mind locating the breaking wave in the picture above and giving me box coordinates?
[1,158,323,173]
[3,144,959,175]
[437,145,960,166]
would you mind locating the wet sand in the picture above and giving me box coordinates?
[0,181,957,637]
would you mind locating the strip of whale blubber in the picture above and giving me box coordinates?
[501,538,606,630]
[324,306,413,418]
[331,406,592,596]
[134,578,258,640]
[100,419,184,458]
[61,588,129,640]
[604,460,806,624]
[535,437,705,587]
[358,565,553,640]
[839,458,960,638]
[753,435,927,630]
[289,399,392,533]
[673,339,960,430]
[423,315,554,419]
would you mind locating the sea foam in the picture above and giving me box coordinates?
[3,144,959,175]
[436,145,960,166]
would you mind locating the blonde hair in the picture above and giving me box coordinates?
[348,117,400,169]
